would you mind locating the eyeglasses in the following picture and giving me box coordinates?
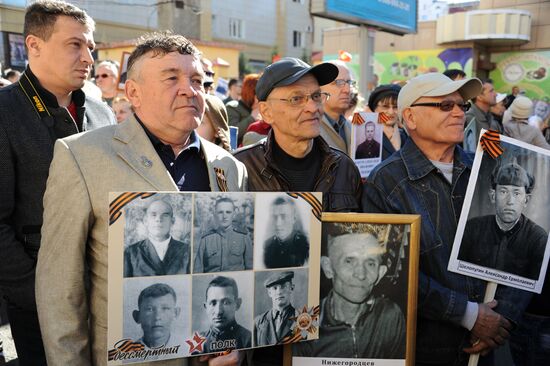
[95,73,111,79]
[269,91,330,107]
[205,71,215,77]
[410,100,471,112]
[333,79,357,88]
[377,103,398,111]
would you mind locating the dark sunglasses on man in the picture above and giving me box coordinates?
[410,100,471,112]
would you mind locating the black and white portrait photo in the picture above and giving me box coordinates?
[449,136,550,292]
[253,269,308,347]
[350,113,384,178]
[254,194,312,270]
[293,221,411,361]
[123,193,192,277]
[193,193,254,273]
[123,276,190,358]
[191,272,253,353]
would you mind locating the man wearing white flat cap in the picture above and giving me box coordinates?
[362,73,531,366]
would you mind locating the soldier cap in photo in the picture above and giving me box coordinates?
[255,57,338,101]
[491,160,535,194]
[264,271,294,288]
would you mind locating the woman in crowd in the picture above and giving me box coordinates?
[226,73,260,145]
[198,94,231,152]
[504,95,550,149]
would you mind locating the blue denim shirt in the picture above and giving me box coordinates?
[362,139,531,365]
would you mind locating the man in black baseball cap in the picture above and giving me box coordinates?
[234,57,362,212]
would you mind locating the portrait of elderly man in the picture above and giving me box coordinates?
[458,161,547,280]
[254,271,299,346]
[131,283,181,348]
[200,276,252,353]
[294,230,405,358]
[194,197,253,273]
[124,198,190,277]
[355,121,381,159]
[263,196,309,269]
[362,72,531,365]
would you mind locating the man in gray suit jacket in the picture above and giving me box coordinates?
[36,33,247,366]
[0,2,115,364]
[319,60,355,154]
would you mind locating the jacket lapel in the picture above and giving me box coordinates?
[112,115,178,191]
[320,114,346,152]
[140,240,164,274]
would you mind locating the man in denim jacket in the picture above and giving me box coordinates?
[362,73,531,366]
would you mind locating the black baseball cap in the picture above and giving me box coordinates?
[256,57,339,101]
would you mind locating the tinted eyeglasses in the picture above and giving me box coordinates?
[333,79,357,88]
[410,100,471,112]
[95,73,111,79]
[269,91,330,107]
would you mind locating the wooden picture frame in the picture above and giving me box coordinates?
[117,52,131,91]
[286,212,420,366]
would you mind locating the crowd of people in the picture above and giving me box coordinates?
[0,1,549,366]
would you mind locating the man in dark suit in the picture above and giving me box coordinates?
[0,2,115,364]
[124,198,190,277]
[355,121,381,159]
[254,271,298,346]
[263,196,309,269]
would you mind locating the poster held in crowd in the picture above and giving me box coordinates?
[448,132,550,293]
[107,191,322,364]
[117,52,131,90]
[351,112,384,178]
[291,212,421,366]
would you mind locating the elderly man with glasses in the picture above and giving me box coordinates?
[234,57,361,212]
[362,73,531,366]
[95,60,119,106]
[319,60,356,153]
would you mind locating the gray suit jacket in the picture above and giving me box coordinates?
[36,115,247,366]
[319,113,351,155]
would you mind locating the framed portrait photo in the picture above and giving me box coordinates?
[117,52,131,91]
[448,132,550,293]
[107,191,322,364]
[289,212,421,366]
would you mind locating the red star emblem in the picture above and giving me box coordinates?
[186,332,207,353]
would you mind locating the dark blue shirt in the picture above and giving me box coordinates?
[137,116,210,191]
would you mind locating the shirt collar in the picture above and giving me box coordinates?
[135,114,201,153]
[324,113,346,127]
[400,139,472,181]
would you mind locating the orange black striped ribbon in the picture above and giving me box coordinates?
[108,339,144,360]
[378,112,390,124]
[479,130,504,159]
[351,112,365,125]
[214,167,229,192]
[287,192,322,221]
[109,192,156,225]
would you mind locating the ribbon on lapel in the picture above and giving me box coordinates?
[480,129,504,159]
[214,167,229,192]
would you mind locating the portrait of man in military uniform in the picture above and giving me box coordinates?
[263,196,309,269]
[198,276,252,353]
[293,229,406,358]
[458,161,547,280]
[124,197,190,277]
[355,121,381,160]
[194,197,253,273]
[254,271,300,346]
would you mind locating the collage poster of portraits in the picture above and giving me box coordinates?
[107,191,322,364]
[448,133,550,293]
[350,112,384,178]
[292,213,420,366]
